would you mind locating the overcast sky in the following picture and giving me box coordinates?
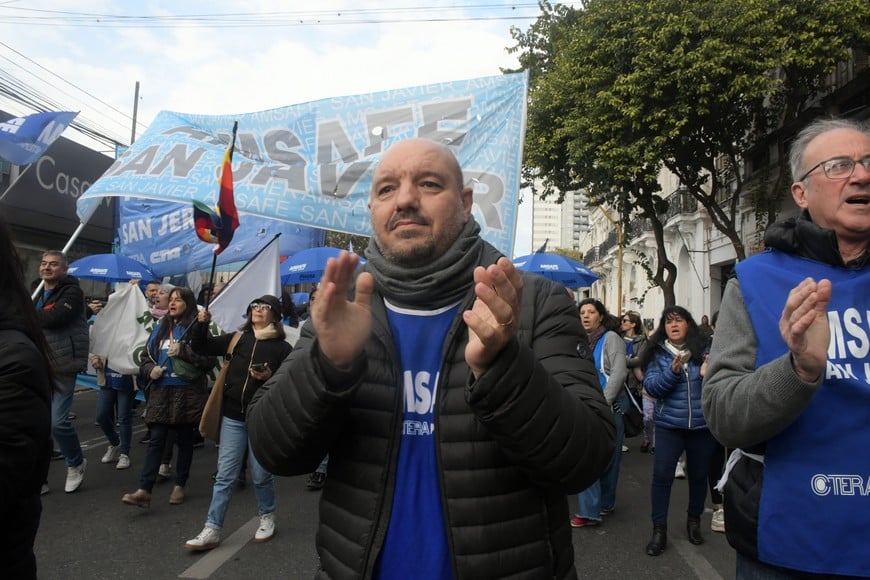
[0,1,558,255]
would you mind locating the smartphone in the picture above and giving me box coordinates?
[250,363,268,372]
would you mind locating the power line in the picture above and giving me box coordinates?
[0,3,566,150]
[0,4,555,29]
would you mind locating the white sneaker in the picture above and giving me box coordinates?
[116,454,131,470]
[254,512,276,543]
[711,508,725,533]
[101,444,120,464]
[674,461,686,479]
[158,463,172,479]
[41,483,50,496]
[185,526,221,551]
[64,458,87,493]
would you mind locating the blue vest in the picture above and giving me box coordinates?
[737,249,870,576]
[592,334,608,389]
[146,320,192,387]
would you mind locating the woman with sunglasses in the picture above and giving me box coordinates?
[184,294,292,551]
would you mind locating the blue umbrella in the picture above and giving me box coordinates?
[280,247,367,284]
[512,252,599,288]
[290,292,310,306]
[67,253,156,282]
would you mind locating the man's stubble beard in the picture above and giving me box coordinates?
[378,211,466,268]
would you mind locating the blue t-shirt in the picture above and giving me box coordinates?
[373,300,460,580]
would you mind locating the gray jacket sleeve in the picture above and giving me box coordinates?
[701,277,823,449]
[601,332,627,405]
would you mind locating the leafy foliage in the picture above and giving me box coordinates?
[511,0,870,305]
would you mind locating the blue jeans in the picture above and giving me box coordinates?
[139,423,194,492]
[577,391,627,519]
[51,373,83,468]
[206,417,275,529]
[315,454,329,474]
[96,387,135,455]
[650,426,715,524]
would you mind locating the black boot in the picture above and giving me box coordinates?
[687,515,704,545]
[645,524,667,556]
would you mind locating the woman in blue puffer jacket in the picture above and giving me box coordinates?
[640,305,714,557]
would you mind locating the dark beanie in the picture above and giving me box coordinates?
[251,294,281,313]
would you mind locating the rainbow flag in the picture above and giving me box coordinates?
[193,122,240,254]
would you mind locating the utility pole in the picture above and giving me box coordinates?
[598,206,623,313]
[131,81,140,144]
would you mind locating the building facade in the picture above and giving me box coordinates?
[544,54,869,326]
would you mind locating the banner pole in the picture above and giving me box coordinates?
[204,251,219,311]
[0,163,35,204]
[219,233,281,289]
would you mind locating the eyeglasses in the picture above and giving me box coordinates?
[249,303,272,311]
[798,156,870,182]
[621,318,631,323]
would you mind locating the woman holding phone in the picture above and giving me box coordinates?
[184,294,292,551]
[640,306,714,557]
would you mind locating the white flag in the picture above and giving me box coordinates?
[89,283,152,374]
[209,237,281,333]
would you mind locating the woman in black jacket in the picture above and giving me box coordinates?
[184,294,292,551]
[122,287,215,509]
[0,214,54,579]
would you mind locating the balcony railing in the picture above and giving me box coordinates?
[584,189,698,265]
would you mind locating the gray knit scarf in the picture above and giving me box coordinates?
[363,217,485,309]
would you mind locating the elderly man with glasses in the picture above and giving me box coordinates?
[703,117,870,579]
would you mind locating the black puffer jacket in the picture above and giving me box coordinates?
[248,245,615,579]
[33,275,88,375]
[191,324,292,421]
[0,322,51,501]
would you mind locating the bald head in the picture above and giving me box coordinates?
[368,139,474,267]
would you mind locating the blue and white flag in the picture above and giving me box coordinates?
[0,111,78,165]
[78,72,528,256]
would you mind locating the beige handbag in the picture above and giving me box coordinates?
[199,332,242,443]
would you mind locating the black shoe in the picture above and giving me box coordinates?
[640,441,651,453]
[51,449,64,461]
[687,516,704,545]
[645,524,667,556]
[305,472,326,490]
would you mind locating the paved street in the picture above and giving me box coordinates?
[36,386,735,579]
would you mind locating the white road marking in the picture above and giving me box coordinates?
[673,538,726,580]
[178,517,260,579]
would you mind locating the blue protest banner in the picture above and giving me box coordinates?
[78,72,528,256]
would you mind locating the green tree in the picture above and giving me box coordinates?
[511,0,870,306]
